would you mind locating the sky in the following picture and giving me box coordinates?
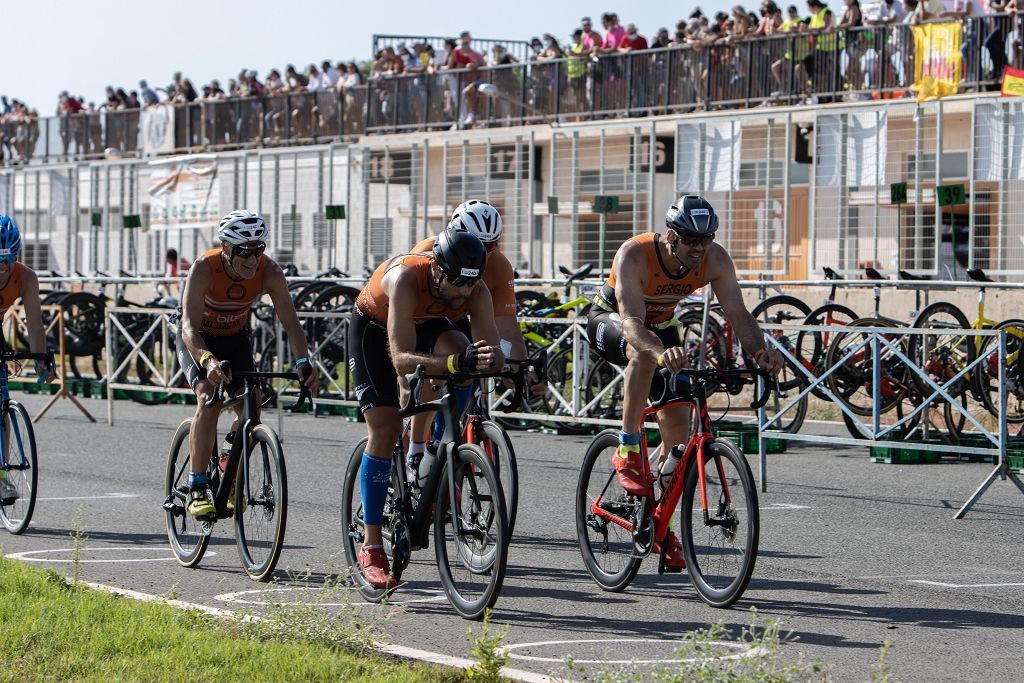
[1,0,733,113]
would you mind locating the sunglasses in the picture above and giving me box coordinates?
[678,234,715,248]
[442,273,479,287]
[232,242,266,259]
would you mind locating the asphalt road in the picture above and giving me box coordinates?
[3,393,1023,682]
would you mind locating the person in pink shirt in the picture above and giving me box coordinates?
[581,16,603,52]
[599,13,627,54]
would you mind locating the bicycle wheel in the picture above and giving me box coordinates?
[58,292,107,357]
[0,401,38,535]
[434,443,508,620]
[541,346,599,434]
[476,420,519,539]
[583,357,624,423]
[680,438,758,608]
[798,304,859,400]
[341,438,406,602]
[824,317,909,417]
[575,430,643,592]
[907,302,974,400]
[750,295,811,391]
[761,382,808,434]
[234,424,288,581]
[163,419,210,567]
[974,318,1024,423]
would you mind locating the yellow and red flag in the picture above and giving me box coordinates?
[1001,66,1024,97]
[912,22,962,103]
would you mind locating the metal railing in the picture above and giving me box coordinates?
[372,34,533,64]
[2,15,1015,165]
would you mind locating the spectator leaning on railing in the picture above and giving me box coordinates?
[447,31,485,127]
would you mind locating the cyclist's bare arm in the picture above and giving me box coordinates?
[614,241,663,362]
[180,256,214,361]
[707,247,783,374]
[19,269,47,356]
[265,260,319,393]
[466,285,505,374]
[386,267,452,375]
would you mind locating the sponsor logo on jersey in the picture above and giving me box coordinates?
[652,283,695,297]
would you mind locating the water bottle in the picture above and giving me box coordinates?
[417,442,438,488]
[218,431,235,473]
[657,445,684,496]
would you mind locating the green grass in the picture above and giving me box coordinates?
[0,558,462,682]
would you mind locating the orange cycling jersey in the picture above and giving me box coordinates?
[597,232,708,325]
[198,248,268,336]
[356,252,471,326]
[0,262,25,314]
[412,236,517,317]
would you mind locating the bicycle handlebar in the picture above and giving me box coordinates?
[400,351,548,416]
[654,366,773,412]
[203,361,312,412]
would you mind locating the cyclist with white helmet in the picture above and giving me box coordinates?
[408,200,541,452]
[350,226,504,589]
[586,195,783,571]
[176,209,319,520]
[0,215,51,504]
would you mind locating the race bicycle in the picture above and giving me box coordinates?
[163,365,310,581]
[576,366,770,608]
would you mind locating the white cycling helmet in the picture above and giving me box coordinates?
[448,199,503,243]
[218,209,269,246]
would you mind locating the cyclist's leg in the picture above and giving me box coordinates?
[407,319,471,445]
[177,329,225,516]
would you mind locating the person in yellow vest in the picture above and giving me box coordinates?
[567,29,591,115]
[806,0,837,100]
[771,5,810,96]
[0,215,51,504]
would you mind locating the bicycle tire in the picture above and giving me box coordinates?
[907,301,974,400]
[824,317,908,417]
[750,295,811,391]
[234,424,288,581]
[478,419,519,539]
[762,382,808,434]
[542,346,601,435]
[575,430,643,592]
[677,310,731,371]
[680,438,758,608]
[798,303,860,400]
[0,401,38,535]
[434,443,508,620]
[164,419,211,567]
[57,292,107,357]
[974,318,1024,423]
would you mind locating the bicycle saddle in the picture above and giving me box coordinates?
[559,263,594,279]
[897,270,930,281]
[863,267,887,280]
[967,268,994,283]
[822,266,843,280]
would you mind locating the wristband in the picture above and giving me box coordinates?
[198,351,215,368]
[447,354,457,374]
[753,348,767,361]
[293,357,310,367]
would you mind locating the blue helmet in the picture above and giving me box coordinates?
[0,216,22,259]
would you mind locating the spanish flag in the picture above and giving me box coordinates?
[1001,66,1024,97]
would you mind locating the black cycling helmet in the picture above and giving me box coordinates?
[665,195,719,236]
[432,226,487,282]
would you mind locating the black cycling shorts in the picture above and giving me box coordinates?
[348,309,465,413]
[176,328,255,394]
[587,307,690,403]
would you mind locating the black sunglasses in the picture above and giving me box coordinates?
[442,273,479,287]
[232,242,266,259]
[678,233,715,248]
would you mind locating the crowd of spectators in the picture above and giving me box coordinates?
[0,97,40,165]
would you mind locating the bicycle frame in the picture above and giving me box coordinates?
[0,364,27,472]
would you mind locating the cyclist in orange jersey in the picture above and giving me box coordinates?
[587,195,783,570]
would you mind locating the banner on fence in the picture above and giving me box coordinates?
[912,22,962,103]
[141,104,175,156]
[815,111,888,187]
[48,171,71,216]
[147,155,219,230]
[973,101,1024,181]
[676,121,740,193]
[0,174,9,216]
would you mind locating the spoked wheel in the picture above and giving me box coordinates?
[575,430,643,592]
[0,401,38,535]
[761,382,808,434]
[797,304,859,400]
[907,302,974,401]
[434,443,508,620]
[680,438,759,608]
[824,317,909,417]
[473,419,519,539]
[341,438,407,603]
[163,420,211,567]
[234,425,288,581]
[542,347,600,435]
[750,295,812,391]
[974,318,1024,423]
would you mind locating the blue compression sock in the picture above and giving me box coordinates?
[431,384,476,441]
[359,452,392,526]
[619,431,641,446]
[188,471,208,488]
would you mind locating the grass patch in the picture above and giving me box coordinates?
[0,557,463,682]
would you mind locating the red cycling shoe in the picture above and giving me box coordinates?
[655,531,686,572]
[358,545,398,590]
[611,446,654,498]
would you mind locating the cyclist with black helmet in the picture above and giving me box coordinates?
[177,210,320,521]
[350,226,505,589]
[586,195,784,571]
[0,215,52,504]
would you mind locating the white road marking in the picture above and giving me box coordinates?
[502,638,765,665]
[909,580,1024,588]
[6,547,216,563]
[214,586,447,606]
[36,492,140,502]
[761,502,812,511]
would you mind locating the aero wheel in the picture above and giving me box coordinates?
[575,430,642,592]
[341,438,404,603]
[0,401,38,535]
[234,425,288,581]
[680,438,759,608]
[477,420,519,539]
[434,443,508,620]
[163,419,210,567]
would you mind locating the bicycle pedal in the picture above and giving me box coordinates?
[197,519,214,536]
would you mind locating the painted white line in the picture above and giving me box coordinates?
[761,503,812,511]
[909,580,1024,589]
[37,493,140,502]
[54,575,555,683]
[6,547,216,563]
[214,586,447,606]
[502,638,764,665]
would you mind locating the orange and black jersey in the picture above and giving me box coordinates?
[197,248,268,336]
[412,236,517,317]
[356,252,472,326]
[597,232,708,325]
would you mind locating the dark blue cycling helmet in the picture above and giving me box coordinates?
[0,215,22,258]
[665,195,718,236]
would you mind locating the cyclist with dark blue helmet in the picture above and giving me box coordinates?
[0,215,52,504]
